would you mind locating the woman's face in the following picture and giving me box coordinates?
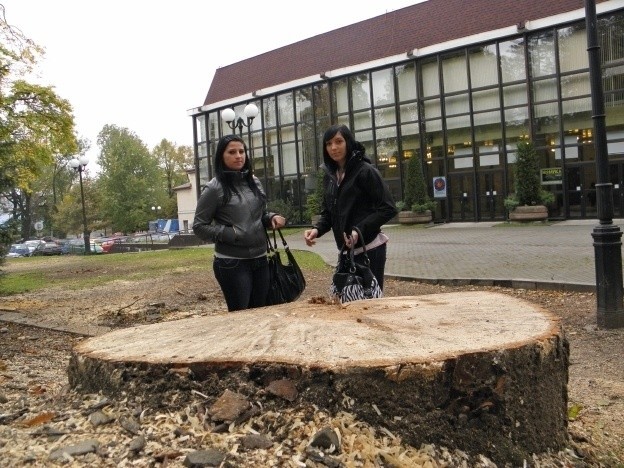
[223,141,246,171]
[325,131,347,167]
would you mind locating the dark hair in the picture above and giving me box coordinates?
[214,134,263,204]
[322,124,362,171]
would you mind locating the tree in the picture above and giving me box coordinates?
[403,154,435,213]
[504,141,554,211]
[97,124,165,233]
[0,5,78,240]
[152,139,192,218]
[152,139,192,196]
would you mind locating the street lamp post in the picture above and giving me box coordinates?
[222,103,259,137]
[69,155,90,254]
[585,0,624,329]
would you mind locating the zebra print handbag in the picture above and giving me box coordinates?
[329,228,383,304]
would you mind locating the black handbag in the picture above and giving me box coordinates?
[330,227,383,304]
[266,229,306,305]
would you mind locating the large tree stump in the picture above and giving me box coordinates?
[69,292,569,463]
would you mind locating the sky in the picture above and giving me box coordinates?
[2,0,423,165]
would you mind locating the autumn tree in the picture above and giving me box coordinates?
[0,4,78,240]
[152,139,192,217]
[97,124,166,233]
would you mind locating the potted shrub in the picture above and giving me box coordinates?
[398,154,434,224]
[504,141,555,222]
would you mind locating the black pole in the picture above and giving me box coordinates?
[78,168,91,255]
[585,0,624,328]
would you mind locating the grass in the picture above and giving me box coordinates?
[0,246,326,296]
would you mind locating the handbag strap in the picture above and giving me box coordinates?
[265,229,277,254]
[350,226,371,266]
[267,228,291,253]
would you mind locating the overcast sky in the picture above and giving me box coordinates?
[3,0,422,164]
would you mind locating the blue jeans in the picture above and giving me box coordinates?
[213,256,270,311]
[353,242,387,290]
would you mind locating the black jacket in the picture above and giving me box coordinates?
[313,147,397,249]
[193,174,274,258]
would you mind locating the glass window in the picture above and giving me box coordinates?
[472,89,500,112]
[401,122,419,139]
[444,93,470,116]
[558,24,589,73]
[504,108,530,136]
[250,133,265,179]
[297,133,317,173]
[561,72,591,99]
[503,83,528,107]
[280,141,299,176]
[196,115,206,143]
[529,31,557,78]
[279,124,296,143]
[333,78,349,114]
[374,107,397,127]
[350,73,371,111]
[421,58,440,97]
[532,78,558,103]
[469,45,499,88]
[499,38,526,83]
[396,62,417,102]
[314,83,331,120]
[296,88,313,122]
[353,110,372,130]
[372,68,395,106]
[423,98,442,119]
[399,102,419,123]
[263,97,276,128]
[278,93,295,126]
[442,51,468,93]
[208,111,219,141]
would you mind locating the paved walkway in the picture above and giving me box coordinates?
[285,219,624,292]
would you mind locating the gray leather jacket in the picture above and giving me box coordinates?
[192,175,274,258]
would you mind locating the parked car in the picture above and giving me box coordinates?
[31,242,63,256]
[23,239,44,255]
[100,235,130,253]
[6,244,31,258]
[61,239,104,254]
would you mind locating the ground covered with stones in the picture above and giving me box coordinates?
[0,259,623,467]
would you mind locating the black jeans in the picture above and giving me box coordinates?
[353,242,387,290]
[213,256,270,311]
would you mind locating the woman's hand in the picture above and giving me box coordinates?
[304,228,318,246]
[271,215,286,229]
[343,230,359,249]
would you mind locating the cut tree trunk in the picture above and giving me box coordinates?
[69,291,569,464]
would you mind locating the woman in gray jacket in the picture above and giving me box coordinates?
[193,134,285,311]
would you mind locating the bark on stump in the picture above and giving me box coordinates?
[69,291,569,464]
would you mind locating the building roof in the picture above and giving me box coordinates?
[204,0,596,107]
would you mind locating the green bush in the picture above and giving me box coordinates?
[505,141,555,210]
[404,155,435,213]
[305,169,325,221]
[267,199,298,225]
[515,141,542,205]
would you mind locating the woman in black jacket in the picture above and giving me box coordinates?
[303,124,397,290]
[193,134,285,311]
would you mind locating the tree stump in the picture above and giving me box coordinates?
[69,291,569,464]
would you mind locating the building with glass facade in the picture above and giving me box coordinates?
[188,0,624,224]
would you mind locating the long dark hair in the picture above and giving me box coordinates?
[214,134,264,204]
[322,124,366,171]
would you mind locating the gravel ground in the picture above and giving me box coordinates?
[0,257,622,467]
